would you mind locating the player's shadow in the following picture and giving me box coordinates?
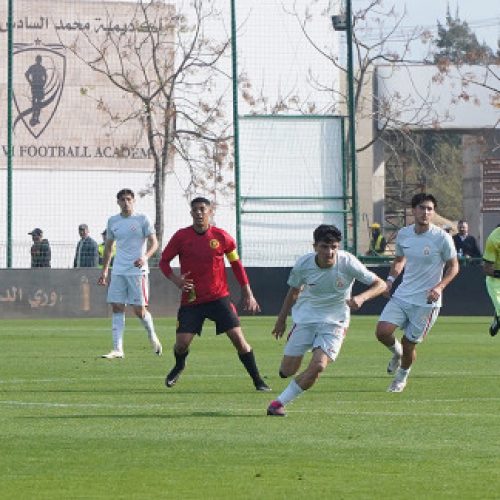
[19,411,257,419]
[1,388,253,395]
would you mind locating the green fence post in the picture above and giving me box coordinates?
[7,0,14,268]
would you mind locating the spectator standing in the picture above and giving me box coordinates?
[452,220,481,258]
[29,228,51,267]
[366,222,387,256]
[73,224,99,268]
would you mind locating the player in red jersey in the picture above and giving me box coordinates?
[159,197,271,391]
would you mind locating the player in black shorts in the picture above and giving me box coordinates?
[159,198,270,391]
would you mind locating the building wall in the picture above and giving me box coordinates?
[463,130,500,249]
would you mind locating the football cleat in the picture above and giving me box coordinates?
[387,351,402,374]
[165,365,184,388]
[255,380,272,392]
[387,379,406,393]
[489,315,499,337]
[149,334,163,356]
[101,350,124,359]
[267,400,286,416]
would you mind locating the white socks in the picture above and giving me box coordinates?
[395,367,411,382]
[140,310,157,339]
[277,379,304,406]
[389,339,402,356]
[111,311,158,354]
[112,312,125,352]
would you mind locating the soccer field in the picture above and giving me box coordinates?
[1,316,499,499]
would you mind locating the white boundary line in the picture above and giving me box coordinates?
[0,399,498,418]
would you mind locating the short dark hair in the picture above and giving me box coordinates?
[411,193,437,209]
[116,188,135,199]
[313,224,342,244]
[190,197,211,207]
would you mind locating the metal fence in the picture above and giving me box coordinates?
[1,0,351,268]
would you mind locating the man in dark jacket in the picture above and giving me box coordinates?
[29,228,51,267]
[452,220,481,258]
[74,224,99,267]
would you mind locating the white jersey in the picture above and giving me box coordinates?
[288,251,377,326]
[106,213,154,275]
[393,223,456,307]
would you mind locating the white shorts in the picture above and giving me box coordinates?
[379,296,440,344]
[107,274,149,306]
[284,322,347,361]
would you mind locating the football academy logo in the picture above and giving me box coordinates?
[209,239,220,249]
[423,246,430,256]
[13,42,66,139]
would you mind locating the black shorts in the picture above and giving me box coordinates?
[176,296,240,335]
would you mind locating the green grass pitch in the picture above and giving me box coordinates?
[1,315,500,499]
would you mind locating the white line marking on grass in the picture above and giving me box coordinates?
[0,400,187,410]
[0,374,252,384]
[0,400,499,418]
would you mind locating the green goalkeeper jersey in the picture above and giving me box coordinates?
[483,227,500,270]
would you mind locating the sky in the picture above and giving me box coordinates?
[371,0,499,50]
[92,1,499,54]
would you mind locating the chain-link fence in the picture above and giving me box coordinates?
[1,0,348,268]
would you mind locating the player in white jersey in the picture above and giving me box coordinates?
[267,225,385,416]
[98,188,162,359]
[376,193,459,393]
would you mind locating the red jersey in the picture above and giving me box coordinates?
[159,226,248,305]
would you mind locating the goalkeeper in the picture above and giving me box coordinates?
[483,225,500,336]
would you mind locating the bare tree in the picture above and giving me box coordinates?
[62,0,233,250]
[240,0,440,153]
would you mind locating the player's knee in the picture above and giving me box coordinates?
[375,328,390,342]
[174,343,189,355]
[279,370,289,378]
[312,362,326,375]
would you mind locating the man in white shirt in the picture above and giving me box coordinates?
[267,224,385,416]
[376,193,459,392]
[98,188,162,359]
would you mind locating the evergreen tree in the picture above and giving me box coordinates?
[433,7,496,64]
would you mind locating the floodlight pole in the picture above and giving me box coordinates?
[7,0,14,267]
[230,0,242,257]
[332,0,358,255]
[346,0,358,255]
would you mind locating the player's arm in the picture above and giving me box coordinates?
[226,248,261,314]
[347,275,386,311]
[97,238,115,286]
[272,286,301,339]
[383,255,406,298]
[134,233,158,268]
[427,256,460,303]
[483,260,497,277]
[158,235,193,292]
[482,235,497,277]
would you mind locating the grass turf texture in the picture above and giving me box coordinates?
[1,316,499,499]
